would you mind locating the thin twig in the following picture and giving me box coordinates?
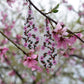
[0,31,27,55]
[70,54,84,60]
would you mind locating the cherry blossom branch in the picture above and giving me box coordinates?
[0,31,27,55]
[28,0,84,44]
[70,54,84,60]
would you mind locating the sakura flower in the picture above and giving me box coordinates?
[57,37,69,49]
[69,36,77,46]
[63,52,69,58]
[40,56,44,61]
[23,54,38,70]
[52,23,68,39]
[34,27,38,32]
[24,26,27,31]
[7,0,15,7]
[30,49,35,54]
[28,10,32,15]
[82,3,84,8]
[67,5,73,10]
[8,70,15,76]
[41,46,45,50]
[46,26,49,31]
[24,42,28,47]
[1,39,8,44]
[53,60,57,65]
[62,0,68,3]
[31,65,42,72]
[31,76,36,81]
[0,47,8,56]
[29,20,33,25]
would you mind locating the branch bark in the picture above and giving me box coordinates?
[0,31,27,55]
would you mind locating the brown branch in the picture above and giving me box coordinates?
[0,31,27,55]
[70,54,84,60]
[28,0,84,44]
[67,30,84,43]
[28,0,57,24]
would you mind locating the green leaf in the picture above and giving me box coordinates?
[55,4,59,9]
[51,4,59,13]
[52,9,58,13]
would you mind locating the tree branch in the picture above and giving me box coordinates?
[28,0,84,44]
[70,54,84,60]
[0,31,27,55]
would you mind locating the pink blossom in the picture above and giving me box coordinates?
[28,10,32,15]
[31,65,42,72]
[41,46,45,50]
[47,50,51,55]
[23,2,28,5]
[31,54,37,59]
[28,33,32,37]
[40,56,44,61]
[36,82,41,84]
[78,11,84,16]
[45,38,49,43]
[51,43,56,47]
[23,57,37,68]
[24,42,28,47]
[1,39,8,44]
[31,76,36,80]
[69,33,82,46]
[67,5,73,10]
[63,53,69,58]
[1,13,7,24]
[41,78,46,83]
[46,26,49,31]
[82,3,84,8]
[53,60,57,65]
[69,36,77,45]
[69,48,76,54]
[34,27,38,32]
[46,68,50,73]
[8,70,15,76]
[23,54,38,70]
[62,0,68,3]
[52,23,68,38]
[10,21,15,29]
[29,20,33,25]
[7,0,15,7]
[4,55,11,65]
[36,37,39,41]
[22,73,27,78]
[0,47,8,55]
[24,26,27,31]
[57,37,69,49]
[30,49,35,54]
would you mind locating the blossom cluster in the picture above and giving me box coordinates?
[23,49,42,71]
[52,23,82,57]
[0,47,8,62]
